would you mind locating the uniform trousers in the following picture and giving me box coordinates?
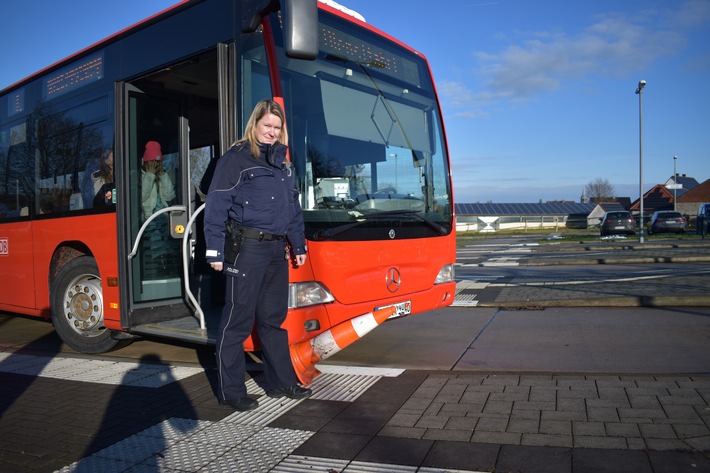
[215,237,297,401]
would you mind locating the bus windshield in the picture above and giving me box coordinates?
[267,10,452,240]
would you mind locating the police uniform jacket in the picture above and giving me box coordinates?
[204,142,306,264]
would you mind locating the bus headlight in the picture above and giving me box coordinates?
[288,282,335,309]
[435,264,455,284]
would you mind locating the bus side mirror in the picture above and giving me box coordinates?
[283,0,318,60]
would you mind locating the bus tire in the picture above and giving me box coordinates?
[50,256,127,353]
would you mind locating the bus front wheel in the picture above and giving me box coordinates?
[51,256,125,353]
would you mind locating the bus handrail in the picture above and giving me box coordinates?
[127,203,207,330]
[183,203,206,330]
[127,205,187,259]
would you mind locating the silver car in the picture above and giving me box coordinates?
[648,211,687,235]
[600,211,635,237]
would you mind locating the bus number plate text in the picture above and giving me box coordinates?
[376,300,412,319]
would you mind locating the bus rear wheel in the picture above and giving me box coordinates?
[51,256,126,353]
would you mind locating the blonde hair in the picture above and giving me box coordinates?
[234,99,288,158]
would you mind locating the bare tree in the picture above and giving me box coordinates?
[585,178,615,202]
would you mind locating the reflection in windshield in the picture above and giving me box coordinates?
[270,11,452,240]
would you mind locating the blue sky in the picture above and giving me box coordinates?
[2,0,709,203]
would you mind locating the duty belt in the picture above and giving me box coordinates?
[241,228,284,241]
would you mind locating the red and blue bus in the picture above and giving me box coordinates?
[0,0,455,373]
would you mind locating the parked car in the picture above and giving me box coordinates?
[698,203,710,239]
[600,211,635,236]
[648,210,687,235]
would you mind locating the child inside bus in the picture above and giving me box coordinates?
[141,141,175,219]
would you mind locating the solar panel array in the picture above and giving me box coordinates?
[455,202,596,216]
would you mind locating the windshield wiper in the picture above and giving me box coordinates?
[367,210,448,235]
[312,210,447,241]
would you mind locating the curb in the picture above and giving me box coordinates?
[520,256,710,266]
[478,296,710,309]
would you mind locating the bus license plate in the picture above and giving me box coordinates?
[376,300,412,319]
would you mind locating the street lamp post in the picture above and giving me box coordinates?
[673,155,678,211]
[636,80,646,244]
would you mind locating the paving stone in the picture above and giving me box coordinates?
[377,425,426,439]
[618,407,666,421]
[422,440,499,472]
[423,401,444,416]
[506,418,539,434]
[541,410,587,422]
[483,400,513,415]
[684,435,710,452]
[672,423,710,439]
[460,391,490,404]
[559,389,598,400]
[639,423,677,439]
[557,398,585,412]
[540,420,571,436]
[388,412,421,428]
[482,375,520,386]
[440,402,483,416]
[490,391,529,402]
[573,448,653,473]
[513,400,555,411]
[496,445,571,473]
[574,436,627,450]
[445,416,479,431]
[471,430,522,445]
[597,387,629,400]
[412,387,442,399]
[466,384,504,393]
[663,404,703,421]
[660,389,705,405]
[644,438,692,451]
[626,437,647,450]
[518,375,556,387]
[422,428,472,442]
[476,416,509,432]
[627,387,670,397]
[648,451,710,473]
[629,395,662,409]
[529,386,557,402]
[521,433,573,448]
[510,409,541,420]
[355,436,434,467]
[573,421,605,437]
[605,422,641,438]
[415,415,449,429]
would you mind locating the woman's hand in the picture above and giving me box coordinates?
[210,262,223,271]
[294,254,307,266]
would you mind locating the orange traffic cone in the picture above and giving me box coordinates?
[289,306,397,385]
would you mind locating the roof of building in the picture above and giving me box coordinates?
[677,179,710,203]
[455,202,596,216]
[664,174,700,191]
[595,202,627,212]
[629,184,674,212]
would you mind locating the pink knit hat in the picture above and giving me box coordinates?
[142,141,162,162]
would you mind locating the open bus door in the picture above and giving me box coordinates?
[120,84,189,298]
[115,48,224,344]
[117,81,208,341]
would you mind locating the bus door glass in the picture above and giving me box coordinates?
[125,87,185,303]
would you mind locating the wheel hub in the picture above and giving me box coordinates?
[65,279,103,333]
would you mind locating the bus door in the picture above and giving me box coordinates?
[117,49,223,336]
[122,85,187,305]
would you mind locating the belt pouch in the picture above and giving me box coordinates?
[224,220,244,262]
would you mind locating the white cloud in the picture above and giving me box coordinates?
[444,2,702,117]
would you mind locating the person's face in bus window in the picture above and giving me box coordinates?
[105,150,114,175]
[255,113,282,145]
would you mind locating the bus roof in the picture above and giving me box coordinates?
[0,0,193,95]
